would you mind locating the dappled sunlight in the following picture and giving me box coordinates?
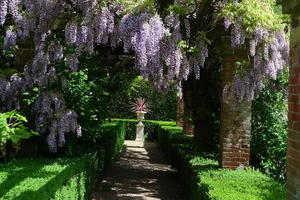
[94,140,184,200]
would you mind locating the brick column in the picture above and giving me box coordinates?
[283,2,300,199]
[176,97,194,135]
[219,38,251,169]
[176,97,184,127]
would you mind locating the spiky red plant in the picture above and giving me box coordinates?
[130,98,150,112]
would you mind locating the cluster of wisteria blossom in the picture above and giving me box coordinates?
[223,15,289,102]
[32,91,81,152]
[0,0,81,152]
[0,0,289,150]
[220,0,289,102]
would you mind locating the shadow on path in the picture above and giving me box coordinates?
[93,140,185,200]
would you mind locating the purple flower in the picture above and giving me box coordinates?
[4,29,17,49]
[0,0,7,25]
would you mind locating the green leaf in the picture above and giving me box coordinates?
[32,87,39,92]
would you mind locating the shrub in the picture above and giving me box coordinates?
[0,121,126,200]
[0,154,104,200]
[157,124,285,200]
[99,122,126,166]
[64,69,109,135]
[251,71,288,182]
[0,111,38,156]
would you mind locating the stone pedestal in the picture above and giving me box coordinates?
[136,111,146,121]
[135,122,145,141]
[283,2,300,199]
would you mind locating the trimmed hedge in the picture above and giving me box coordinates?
[0,154,102,200]
[0,122,126,200]
[99,122,126,166]
[157,125,285,200]
[112,118,176,141]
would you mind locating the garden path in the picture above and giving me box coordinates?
[93,140,186,200]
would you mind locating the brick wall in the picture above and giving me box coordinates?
[283,1,300,199]
[219,38,251,169]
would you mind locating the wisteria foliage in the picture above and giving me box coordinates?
[0,0,289,150]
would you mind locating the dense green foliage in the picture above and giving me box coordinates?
[251,72,288,182]
[156,124,285,200]
[221,0,287,33]
[0,111,38,155]
[0,121,126,200]
[110,77,177,121]
[64,69,109,134]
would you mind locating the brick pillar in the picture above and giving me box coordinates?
[176,97,184,127]
[283,2,300,199]
[176,97,194,135]
[219,38,251,169]
[183,99,194,135]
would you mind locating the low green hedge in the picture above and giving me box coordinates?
[157,125,285,200]
[0,153,103,200]
[112,118,176,141]
[99,122,126,166]
[0,122,126,200]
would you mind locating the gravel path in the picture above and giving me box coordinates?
[93,140,186,200]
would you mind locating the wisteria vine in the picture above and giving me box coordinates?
[0,0,289,151]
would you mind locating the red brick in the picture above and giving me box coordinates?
[289,113,300,121]
[287,165,298,177]
[289,86,300,94]
[290,67,300,76]
[289,76,300,85]
[289,104,300,112]
[289,148,300,161]
[289,95,299,103]
[289,139,300,151]
[289,131,300,141]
